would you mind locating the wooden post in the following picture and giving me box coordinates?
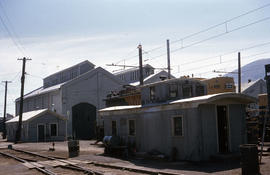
[167,39,171,79]
[2,80,11,139]
[238,52,241,93]
[15,57,31,143]
[138,44,143,86]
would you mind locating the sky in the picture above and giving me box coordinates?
[0,0,270,115]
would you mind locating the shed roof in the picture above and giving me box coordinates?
[129,70,175,86]
[16,83,64,101]
[99,92,256,116]
[6,109,66,123]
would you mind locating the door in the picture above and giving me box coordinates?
[217,105,229,153]
[72,103,96,140]
[38,124,45,142]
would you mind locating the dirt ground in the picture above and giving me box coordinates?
[0,138,270,175]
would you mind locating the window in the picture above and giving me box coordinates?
[150,86,155,101]
[225,83,233,89]
[112,121,117,136]
[182,85,193,98]
[128,120,136,136]
[50,124,57,136]
[196,85,205,96]
[169,84,178,98]
[172,116,183,136]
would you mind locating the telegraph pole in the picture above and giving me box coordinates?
[238,52,241,93]
[15,57,31,143]
[2,80,11,139]
[166,39,171,79]
[138,44,143,86]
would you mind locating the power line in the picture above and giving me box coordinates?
[0,1,27,53]
[0,6,26,56]
[113,48,138,65]
[170,40,270,69]
[146,17,270,62]
[11,71,21,82]
[172,3,270,44]
[172,49,270,76]
[111,3,270,67]
[143,3,270,56]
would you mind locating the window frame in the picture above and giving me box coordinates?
[171,116,184,137]
[182,85,193,98]
[225,83,233,89]
[195,85,205,96]
[169,84,178,99]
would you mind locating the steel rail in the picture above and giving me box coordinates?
[0,150,57,175]
[11,148,178,175]
[12,148,105,175]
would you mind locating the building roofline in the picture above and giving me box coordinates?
[62,66,124,88]
[140,77,205,87]
[6,109,66,123]
[99,92,256,116]
[44,60,95,80]
[113,64,154,75]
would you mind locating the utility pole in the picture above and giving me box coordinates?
[2,80,11,139]
[138,44,143,86]
[166,39,171,79]
[15,57,31,143]
[238,52,241,93]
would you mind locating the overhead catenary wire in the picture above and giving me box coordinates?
[146,16,270,62]
[172,3,270,44]
[170,40,270,68]
[143,3,270,56]
[172,50,270,78]
[109,3,270,73]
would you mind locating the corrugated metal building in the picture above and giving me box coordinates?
[99,77,256,161]
[6,109,67,142]
[100,93,255,161]
[15,60,124,140]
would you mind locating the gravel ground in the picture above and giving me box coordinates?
[0,138,270,175]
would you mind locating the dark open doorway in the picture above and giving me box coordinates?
[217,105,229,153]
[72,103,96,140]
[38,124,45,142]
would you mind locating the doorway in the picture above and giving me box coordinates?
[37,124,45,142]
[72,103,96,140]
[217,105,229,153]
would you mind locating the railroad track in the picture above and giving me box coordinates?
[0,148,104,175]
[0,147,179,175]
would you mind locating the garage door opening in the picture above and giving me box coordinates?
[72,103,96,140]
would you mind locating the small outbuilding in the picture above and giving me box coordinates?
[99,92,256,161]
[6,109,67,142]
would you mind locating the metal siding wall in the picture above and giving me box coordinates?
[199,104,218,160]
[103,107,202,161]
[62,70,122,136]
[28,113,66,142]
[229,104,247,152]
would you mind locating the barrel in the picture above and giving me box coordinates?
[68,140,80,158]
[239,144,260,175]
[103,136,120,147]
